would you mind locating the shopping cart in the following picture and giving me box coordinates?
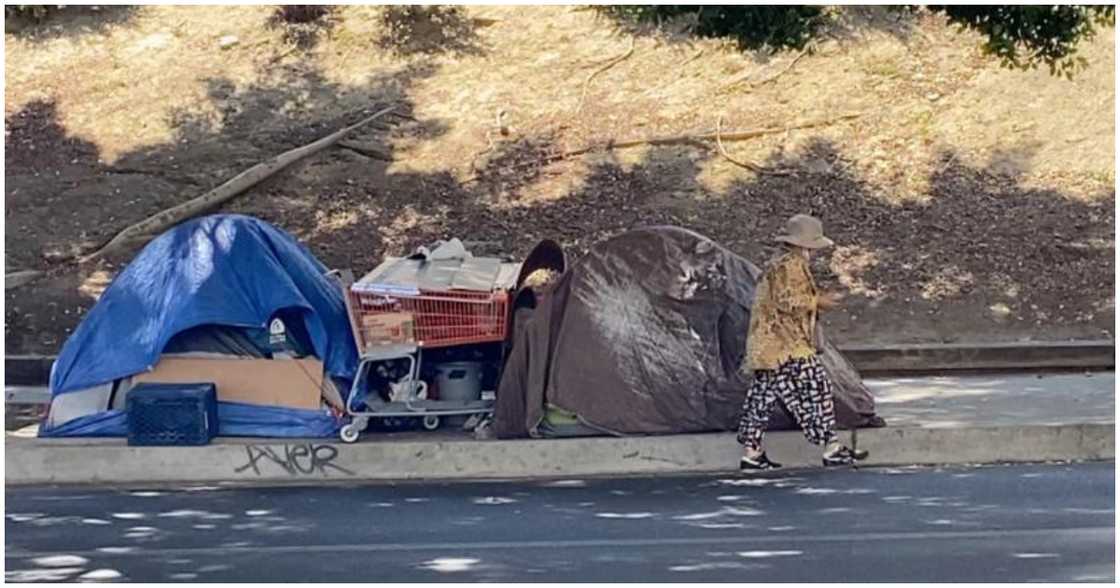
[335,252,516,443]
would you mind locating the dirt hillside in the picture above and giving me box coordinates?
[5,6,1115,355]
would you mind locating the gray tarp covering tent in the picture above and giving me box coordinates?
[495,226,883,438]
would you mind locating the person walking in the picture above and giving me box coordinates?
[737,214,868,470]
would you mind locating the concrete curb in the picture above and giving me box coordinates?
[7,341,1114,386]
[5,423,1113,486]
[853,423,1115,466]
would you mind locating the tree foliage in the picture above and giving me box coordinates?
[601,5,1115,76]
[602,5,825,51]
[934,5,1115,77]
[274,5,332,25]
[4,5,59,22]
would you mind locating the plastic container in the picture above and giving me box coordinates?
[433,361,483,403]
[126,382,218,446]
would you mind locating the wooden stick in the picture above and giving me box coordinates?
[338,140,393,161]
[753,48,810,87]
[617,111,856,149]
[723,47,810,90]
[566,112,859,159]
[6,270,44,290]
[576,37,636,114]
[715,115,792,176]
[80,106,398,264]
[267,45,299,66]
[470,109,507,173]
[679,47,705,67]
[461,112,858,183]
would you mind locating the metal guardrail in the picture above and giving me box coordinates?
[840,340,1115,373]
[6,386,51,404]
[6,341,1114,405]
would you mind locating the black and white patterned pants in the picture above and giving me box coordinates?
[737,355,838,450]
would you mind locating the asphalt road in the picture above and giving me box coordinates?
[5,462,1114,582]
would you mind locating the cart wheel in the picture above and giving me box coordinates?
[340,424,360,443]
[422,415,441,431]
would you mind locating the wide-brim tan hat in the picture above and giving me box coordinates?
[775,214,834,250]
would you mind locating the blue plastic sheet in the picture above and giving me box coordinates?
[216,402,343,438]
[39,402,343,439]
[49,214,358,395]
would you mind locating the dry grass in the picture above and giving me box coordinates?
[7,6,281,160]
[6,5,1113,189]
[4,5,1115,351]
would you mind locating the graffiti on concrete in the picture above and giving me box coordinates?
[234,444,355,477]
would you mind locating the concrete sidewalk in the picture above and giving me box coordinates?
[5,372,1114,486]
[868,372,1114,428]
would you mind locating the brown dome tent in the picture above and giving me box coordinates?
[495,226,884,438]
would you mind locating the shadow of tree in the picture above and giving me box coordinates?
[5,100,100,173]
[3,57,441,352]
[469,133,565,201]
[363,129,1112,345]
[709,139,1114,343]
[822,5,921,44]
[4,29,1114,355]
[594,5,922,65]
[162,62,438,149]
[4,5,139,41]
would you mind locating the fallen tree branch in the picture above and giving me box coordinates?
[754,48,810,87]
[715,115,793,176]
[79,106,398,264]
[462,112,858,184]
[267,45,299,66]
[601,111,858,152]
[469,109,510,174]
[722,47,810,91]
[679,47,705,67]
[576,37,636,114]
[561,112,858,160]
[6,270,45,290]
[338,140,393,161]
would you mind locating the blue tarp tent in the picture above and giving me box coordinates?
[40,214,359,438]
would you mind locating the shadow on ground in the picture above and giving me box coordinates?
[4,6,139,41]
[4,11,1114,354]
[594,5,923,66]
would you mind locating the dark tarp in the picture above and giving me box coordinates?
[495,226,882,438]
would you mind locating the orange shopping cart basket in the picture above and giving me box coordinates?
[347,285,510,350]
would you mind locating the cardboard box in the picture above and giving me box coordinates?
[360,312,415,348]
[133,356,325,410]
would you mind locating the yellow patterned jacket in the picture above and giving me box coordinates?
[745,251,819,371]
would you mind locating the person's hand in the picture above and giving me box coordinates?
[818,291,846,310]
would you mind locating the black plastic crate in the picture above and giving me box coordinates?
[126,383,219,446]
